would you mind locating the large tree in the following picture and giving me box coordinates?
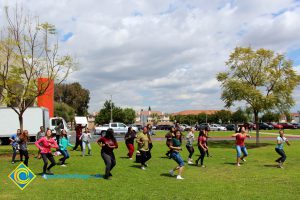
[54,82,90,116]
[0,6,74,131]
[217,47,300,144]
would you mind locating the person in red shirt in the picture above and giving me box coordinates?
[195,129,208,167]
[73,124,84,151]
[232,126,251,166]
[97,128,118,180]
[35,129,58,176]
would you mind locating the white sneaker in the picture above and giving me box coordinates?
[237,163,241,167]
[129,158,133,160]
[169,170,174,176]
[241,158,246,162]
[42,174,47,179]
[141,166,146,170]
[61,164,66,167]
[188,161,193,165]
[176,175,184,180]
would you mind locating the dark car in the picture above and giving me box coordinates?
[279,123,297,129]
[259,123,274,130]
[225,124,236,131]
[156,124,174,130]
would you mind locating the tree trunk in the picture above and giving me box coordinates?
[254,110,259,145]
[19,113,24,133]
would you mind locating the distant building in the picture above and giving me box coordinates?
[135,110,170,125]
[172,110,220,116]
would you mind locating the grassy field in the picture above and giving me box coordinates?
[1,139,300,200]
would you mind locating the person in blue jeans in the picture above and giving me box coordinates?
[59,129,73,167]
[9,129,22,164]
[275,130,290,168]
[169,130,184,180]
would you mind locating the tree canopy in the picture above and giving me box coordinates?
[217,47,300,144]
[54,82,90,116]
[0,5,74,131]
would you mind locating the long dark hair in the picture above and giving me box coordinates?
[20,130,29,142]
[198,130,205,137]
[105,128,116,142]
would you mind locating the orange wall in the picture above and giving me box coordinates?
[37,78,54,117]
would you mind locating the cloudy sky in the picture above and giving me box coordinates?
[1,0,300,114]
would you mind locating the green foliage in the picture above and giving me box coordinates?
[54,82,90,116]
[212,110,232,124]
[217,46,300,143]
[95,100,135,125]
[231,108,248,123]
[123,108,136,124]
[261,111,280,122]
[54,102,75,122]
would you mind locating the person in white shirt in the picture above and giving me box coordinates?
[185,128,195,164]
[80,128,92,156]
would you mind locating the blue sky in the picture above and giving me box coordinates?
[1,0,300,113]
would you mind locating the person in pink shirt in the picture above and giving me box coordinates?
[195,129,208,167]
[232,126,251,166]
[35,129,58,175]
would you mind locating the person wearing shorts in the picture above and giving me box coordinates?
[169,130,184,180]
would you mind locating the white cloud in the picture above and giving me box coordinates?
[1,0,300,113]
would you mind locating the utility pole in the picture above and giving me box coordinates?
[110,94,113,123]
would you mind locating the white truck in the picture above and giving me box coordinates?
[0,107,68,145]
[95,122,139,135]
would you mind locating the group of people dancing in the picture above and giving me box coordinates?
[8,123,291,180]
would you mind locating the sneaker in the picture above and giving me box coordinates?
[176,175,184,180]
[141,166,146,170]
[277,165,283,169]
[129,158,133,160]
[144,163,148,167]
[42,174,47,179]
[169,170,174,176]
[61,164,66,167]
[46,170,54,175]
[11,161,15,164]
[241,158,246,162]
[109,173,113,177]
[188,161,193,165]
[201,165,206,168]
[237,163,241,167]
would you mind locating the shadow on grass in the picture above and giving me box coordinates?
[208,140,273,149]
[119,156,130,159]
[130,165,142,169]
[224,162,237,165]
[264,164,278,168]
[160,173,173,178]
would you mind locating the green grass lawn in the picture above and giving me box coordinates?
[1,139,300,200]
[260,129,300,135]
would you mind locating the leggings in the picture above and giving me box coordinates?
[41,153,56,173]
[19,149,29,166]
[101,152,116,178]
[275,148,286,163]
[196,146,206,165]
[73,137,82,151]
[140,150,151,166]
[186,145,194,159]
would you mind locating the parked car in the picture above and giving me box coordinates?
[292,123,300,129]
[279,123,297,129]
[156,124,174,130]
[198,123,210,130]
[128,124,142,131]
[267,122,283,129]
[95,122,138,135]
[243,122,256,130]
[209,124,227,131]
[180,124,191,131]
[224,124,236,131]
[259,123,274,130]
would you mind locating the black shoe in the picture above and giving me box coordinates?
[195,160,199,166]
[109,173,113,177]
[46,170,54,175]
[104,175,112,180]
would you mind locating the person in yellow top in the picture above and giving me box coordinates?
[136,126,152,170]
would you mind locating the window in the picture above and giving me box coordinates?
[111,123,117,127]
